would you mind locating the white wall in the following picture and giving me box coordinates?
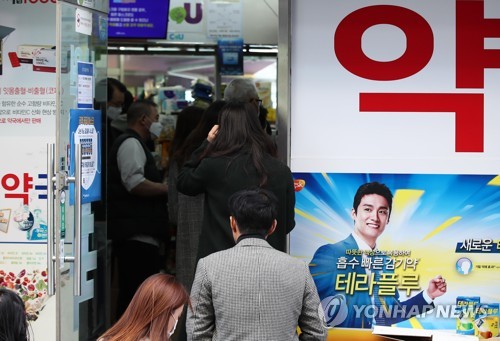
[242,0,278,44]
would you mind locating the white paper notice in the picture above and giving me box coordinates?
[206,0,243,39]
[77,62,93,109]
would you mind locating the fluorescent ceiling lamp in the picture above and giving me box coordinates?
[148,47,182,52]
[119,46,145,51]
[168,71,208,81]
[248,48,278,53]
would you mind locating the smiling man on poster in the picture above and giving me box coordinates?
[310,181,447,329]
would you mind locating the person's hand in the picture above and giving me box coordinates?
[426,275,447,299]
[207,125,219,143]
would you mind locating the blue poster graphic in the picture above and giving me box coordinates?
[218,38,244,75]
[69,109,102,204]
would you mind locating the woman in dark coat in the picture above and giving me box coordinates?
[177,101,295,260]
[168,101,225,290]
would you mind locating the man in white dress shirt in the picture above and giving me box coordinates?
[107,100,168,319]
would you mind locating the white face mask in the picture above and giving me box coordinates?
[168,313,178,337]
[107,106,122,120]
[149,122,163,138]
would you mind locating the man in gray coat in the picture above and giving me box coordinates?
[187,188,327,341]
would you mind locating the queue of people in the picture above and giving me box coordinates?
[98,188,326,341]
[102,77,326,340]
[0,78,327,341]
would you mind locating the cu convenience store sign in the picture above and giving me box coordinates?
[290,0,500,174]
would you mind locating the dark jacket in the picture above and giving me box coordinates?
[177,140,295,259]
[107,129,168,241]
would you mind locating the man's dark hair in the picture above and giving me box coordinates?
[353,181,393,216]
[228,188,278,236]
[127,100,157,124]
[123,90,135,113]
[107,77,127,101]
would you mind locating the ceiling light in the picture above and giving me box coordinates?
[118,46,145,51]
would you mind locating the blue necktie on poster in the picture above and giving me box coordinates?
[373,269,386,325]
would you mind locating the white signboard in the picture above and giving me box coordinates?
[75,8,92,36]
[77,62,94,108]
[290,0,500,175]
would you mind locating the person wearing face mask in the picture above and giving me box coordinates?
[147,114,164,141]
[93,78,128,222]
[107,104,122,121]
[107,100,169,320]
[98,273,190,341]
[106,77,127,121]
[110,89,135,144]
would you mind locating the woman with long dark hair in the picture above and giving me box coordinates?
[0,288,29,341]
[177,101,295,260]
[99,274,189,341]
[167,106,205,171]
[172,100,226,169]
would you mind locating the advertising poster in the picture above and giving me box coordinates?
[69,109,102,204]
[166,0,206,42]
[0,140,49,244]
[292,173,500,335]
[289,0,500,339]
[0,1,56,334]
[0,4,56,138]
[0,139,53,321]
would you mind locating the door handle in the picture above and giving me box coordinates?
[49,143,82,297]
[74,143,82,297]
[46,143,56,296]
[67,143,82,296]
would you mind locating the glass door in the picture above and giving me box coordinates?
[53,1,108,340]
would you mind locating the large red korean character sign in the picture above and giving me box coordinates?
[1,173,33,205]
[334,1,500,153]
